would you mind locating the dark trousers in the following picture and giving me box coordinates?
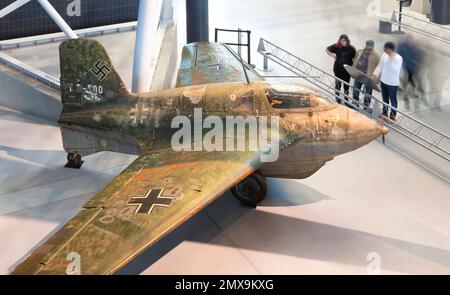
[353,80,373,108]
[406,67,416,87]
[334,69,351,104]
[381,82,398,117]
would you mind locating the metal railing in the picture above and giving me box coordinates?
[215,28,252,65]
[257,38,450,163]
[0,51,60,91]
[390,11,450,45]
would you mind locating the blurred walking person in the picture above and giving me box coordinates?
[397,35,426,110]
[326,34,356,105]
[352,39,380,111]
[372,42,403,121]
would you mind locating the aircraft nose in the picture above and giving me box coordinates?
[333,106,388,151]
[379,125,389,136]
[277,105,389,160]
[348,109,386,141]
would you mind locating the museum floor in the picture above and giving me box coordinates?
[0,0,449,274]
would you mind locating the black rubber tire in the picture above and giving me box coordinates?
[67,152,75,162]
[73,152,82,166]
[66,151,83,168]
[231,171,267,206]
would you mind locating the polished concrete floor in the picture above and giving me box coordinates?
[1,0,449,275]
[0,105,449,275]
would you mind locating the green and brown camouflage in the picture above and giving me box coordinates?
[11,38,388,274]
[12,148,262,275]
[176,42,263,87]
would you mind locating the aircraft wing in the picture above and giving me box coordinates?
[176,42,263,87]
[12,148,266,275]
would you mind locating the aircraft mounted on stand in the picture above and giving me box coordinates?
[12,38,388,275]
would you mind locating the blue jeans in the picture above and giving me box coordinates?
[381,82,398,117]
[353,80,373,108]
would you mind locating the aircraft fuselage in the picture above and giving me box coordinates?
[59,82,385,179]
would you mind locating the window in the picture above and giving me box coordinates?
[264,84,324,109]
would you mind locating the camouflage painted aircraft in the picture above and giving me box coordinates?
[12,38,388,275]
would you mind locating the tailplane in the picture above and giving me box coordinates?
[59,38,129,113]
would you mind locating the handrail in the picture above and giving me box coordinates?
[215,28,252,65]
[257,38,449,162]
[390,11,450,45]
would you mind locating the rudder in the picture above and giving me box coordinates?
[59,38,129,113]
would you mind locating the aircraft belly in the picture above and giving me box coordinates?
[259,141,336,179]
[259,158,328,179]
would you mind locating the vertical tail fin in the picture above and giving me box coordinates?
[59,38,129,113]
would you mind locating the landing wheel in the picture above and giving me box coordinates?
[231,171,267,207]
[65,151,84,169]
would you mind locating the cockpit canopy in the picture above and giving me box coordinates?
[264,84,328,109]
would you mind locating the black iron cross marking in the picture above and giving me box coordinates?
[127,188,173,214]
[90,60,111,81]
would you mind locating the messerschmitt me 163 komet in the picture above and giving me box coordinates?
[12,38,388,275]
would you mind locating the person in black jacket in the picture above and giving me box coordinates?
[326,34,356,105]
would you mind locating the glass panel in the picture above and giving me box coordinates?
[264,84,326,109]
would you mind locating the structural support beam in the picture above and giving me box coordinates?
[36,0,77,39]
[186,0,209,43]
[132,0,163,93]
[0,0,31,19]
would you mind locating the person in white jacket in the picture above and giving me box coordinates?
[372,41,403,121]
